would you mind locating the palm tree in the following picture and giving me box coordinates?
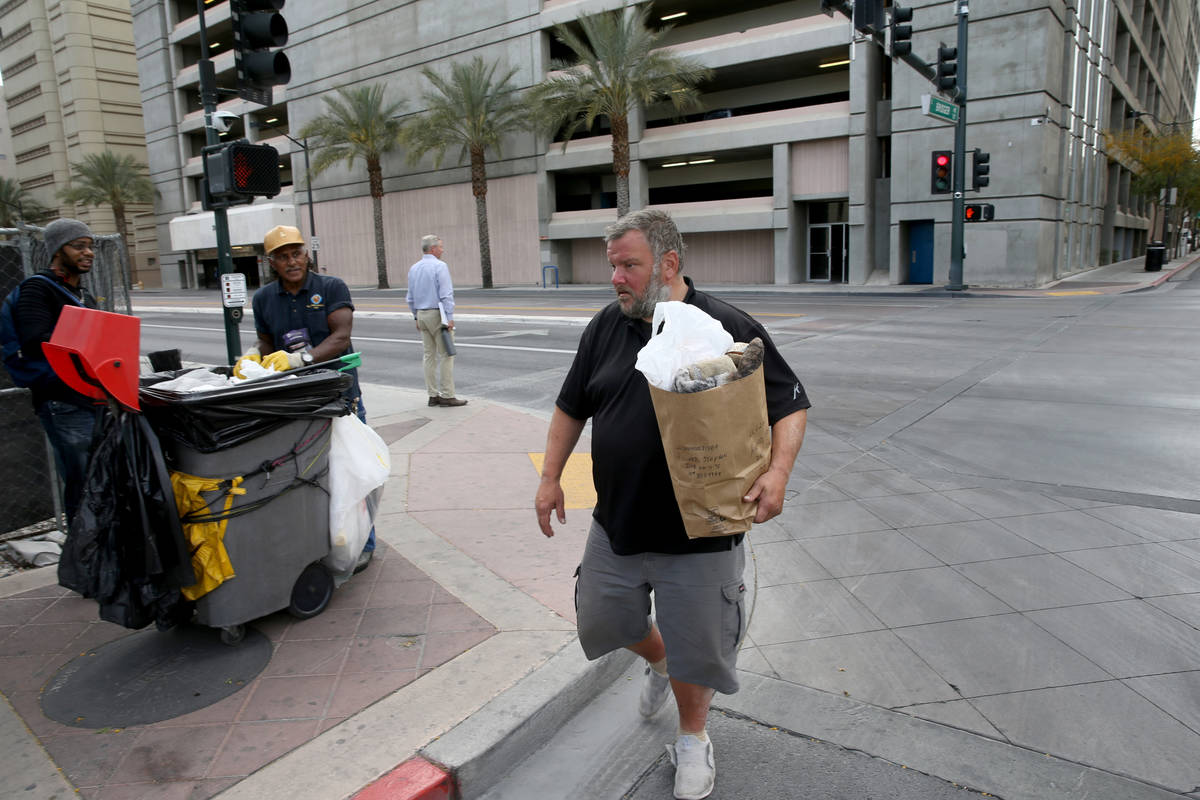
[59,150,154,267]
[529,6,711,217]
[405,57,528,289]
[299,84,405,289]
[0,177,46,227]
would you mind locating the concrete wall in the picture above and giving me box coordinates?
[4,0,158,282]
[306,173,539,289]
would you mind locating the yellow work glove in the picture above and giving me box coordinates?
[233,346,261,379]
[261,349,305,372]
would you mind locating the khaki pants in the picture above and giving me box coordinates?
[416,308,455,398]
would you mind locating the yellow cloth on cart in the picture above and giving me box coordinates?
[171,472,246,601]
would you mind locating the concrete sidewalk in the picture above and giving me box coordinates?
[0,385,612,800]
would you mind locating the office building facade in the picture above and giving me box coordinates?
[131,0,1200,289]
[3,0,157,282]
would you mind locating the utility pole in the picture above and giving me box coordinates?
[946,0,970,291]
[196,1,242,365]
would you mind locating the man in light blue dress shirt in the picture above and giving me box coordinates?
[405,235,466,407]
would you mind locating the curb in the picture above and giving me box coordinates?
[352,757,453,800]
[420,640,636,798]
[1147,253,1200,287]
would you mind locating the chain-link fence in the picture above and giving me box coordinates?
[0,226,132,544]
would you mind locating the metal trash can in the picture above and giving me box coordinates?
[140,369,352,644]
[1145,241,1166,272]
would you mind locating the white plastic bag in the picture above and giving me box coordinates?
[634,301,734,390]
[326,414,391,572]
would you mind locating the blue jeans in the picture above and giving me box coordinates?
[35,401,100,525]
[352,396,376,553]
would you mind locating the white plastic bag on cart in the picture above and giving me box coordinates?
[326,414,390,573]
[634,301,734,390]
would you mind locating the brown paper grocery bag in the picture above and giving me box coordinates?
[647,364,771,539]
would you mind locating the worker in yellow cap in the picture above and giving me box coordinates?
[238,225,374,568]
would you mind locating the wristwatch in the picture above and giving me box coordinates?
[300,350,314,365]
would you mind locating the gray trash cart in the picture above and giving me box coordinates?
[141,369,352,645]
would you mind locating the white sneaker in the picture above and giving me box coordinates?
[639,665,671,717]
[666,734,715,799]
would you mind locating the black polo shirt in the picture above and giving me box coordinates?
[251,272,360,401]
[556,278,810,555]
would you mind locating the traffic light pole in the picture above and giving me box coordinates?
[196,1,242,365]
[946,0,969,291]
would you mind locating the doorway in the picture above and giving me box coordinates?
[808,223,847,282]
[908,221,934,284]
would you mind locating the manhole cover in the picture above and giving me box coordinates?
[40,624,270,728]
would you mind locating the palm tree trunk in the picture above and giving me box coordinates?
[112,201,135,283]
[470,146,493,289]
[368,158,389,289]
[611,114,631,218]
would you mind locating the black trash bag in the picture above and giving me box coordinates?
[139,369,352,453]
[59,410,195,630]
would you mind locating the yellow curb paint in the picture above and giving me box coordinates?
[1045,290,1101,296]
[529,452,597,509]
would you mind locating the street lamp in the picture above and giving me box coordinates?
[252,120,319,270]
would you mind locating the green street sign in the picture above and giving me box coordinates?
[921,94,959,124]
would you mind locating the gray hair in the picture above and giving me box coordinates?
[421,234,442,253]
[604,210,684,270]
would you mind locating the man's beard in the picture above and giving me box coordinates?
[58,249,91,276]
[621,265,669,320]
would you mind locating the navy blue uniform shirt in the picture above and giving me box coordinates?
[251,271,360,402]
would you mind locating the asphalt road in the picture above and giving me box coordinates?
[134,286,943,415]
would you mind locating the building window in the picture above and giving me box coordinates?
[3,54,35,78]
[11,115,45,135]
[0,23,30,50]
[19,173,54,189]
[7,85,41,108]
[14,144,49,163]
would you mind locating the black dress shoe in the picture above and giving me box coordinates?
[428,397,441,406]
[440,397,468,407]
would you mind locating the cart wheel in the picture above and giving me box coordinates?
[220,625,245,646]
[289,563,334,620]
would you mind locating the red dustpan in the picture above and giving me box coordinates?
[42,305,141,411]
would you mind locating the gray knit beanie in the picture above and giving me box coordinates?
[43,218,94,267]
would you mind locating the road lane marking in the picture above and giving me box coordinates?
[140,325,578,355]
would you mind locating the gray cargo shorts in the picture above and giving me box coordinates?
[574,520,746,695]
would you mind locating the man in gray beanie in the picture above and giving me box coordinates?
[7,218,100,523]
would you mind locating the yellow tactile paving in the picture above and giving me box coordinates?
[528,452,597,509]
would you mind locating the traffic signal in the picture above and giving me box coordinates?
[931,150,952,194]
[936,46,958,93]
[203,140,281,209]
[853,0,883,34]
[972,149,990,190]
[231,0,291,106]
[891,4,913,57]
[964,203,994,222]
